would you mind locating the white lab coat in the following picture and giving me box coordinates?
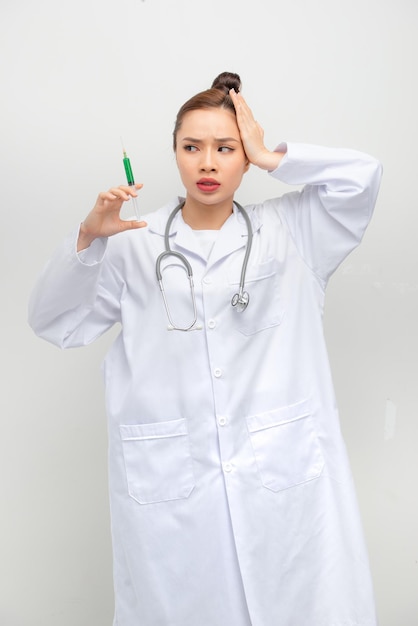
[29,143,383,626]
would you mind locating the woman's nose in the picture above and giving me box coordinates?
[199,150,217,171]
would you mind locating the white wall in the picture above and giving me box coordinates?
[1,0,417,624]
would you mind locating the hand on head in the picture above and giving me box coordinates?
[229,89,284,171]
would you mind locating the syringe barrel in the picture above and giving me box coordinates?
[123,157,135,185]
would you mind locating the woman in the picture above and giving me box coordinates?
[29,72,382,626]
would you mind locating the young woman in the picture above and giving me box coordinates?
[29,72,382,626]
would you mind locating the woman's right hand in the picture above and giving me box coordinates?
[77,184,147,252]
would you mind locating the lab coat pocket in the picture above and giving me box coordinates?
[228,257,284,335]
[246,399,324,492]
[120,419,195,504]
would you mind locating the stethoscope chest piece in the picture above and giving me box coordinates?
[231,290,250,312]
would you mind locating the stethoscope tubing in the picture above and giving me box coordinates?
[155,200,253,330]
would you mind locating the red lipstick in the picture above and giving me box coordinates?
[196,178,220,193]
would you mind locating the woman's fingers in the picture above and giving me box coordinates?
[230,90,257,126]
[117,183,143,196]
[97,184,143,206]
[229,90,282,170]
[77,182,146,252]
[229,90,267,166]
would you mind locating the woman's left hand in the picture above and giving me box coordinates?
[229,89,284,171]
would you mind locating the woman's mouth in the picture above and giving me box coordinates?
[196,178,221,193]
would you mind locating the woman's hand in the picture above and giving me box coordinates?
[77,184,147,252]
[229,89,285,171]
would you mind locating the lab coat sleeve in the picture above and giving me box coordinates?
[269,142,383,283]
[28,227,122,348]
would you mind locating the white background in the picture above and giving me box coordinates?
[1,0,417,624]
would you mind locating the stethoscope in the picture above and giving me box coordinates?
[155,200,253,331]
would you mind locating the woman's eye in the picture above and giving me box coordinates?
[219,146,233,153]
[184,145,198,152]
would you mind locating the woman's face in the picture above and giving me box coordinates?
[175,107,249,212]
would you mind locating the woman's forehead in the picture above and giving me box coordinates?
[179,108,239,139]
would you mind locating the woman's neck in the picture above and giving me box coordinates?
[181,198,234,230]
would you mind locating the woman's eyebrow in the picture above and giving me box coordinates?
[181,136,240,143]
[216,137,240,143]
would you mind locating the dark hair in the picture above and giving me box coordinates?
[172,72,242,150]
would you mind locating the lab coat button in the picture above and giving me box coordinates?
[218,416,227,426]
[213,368,222,378]
[223,462,233,473]
[203,276,212,285]
[208,319,216,329]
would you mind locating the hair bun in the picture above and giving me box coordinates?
[211,71,241,94]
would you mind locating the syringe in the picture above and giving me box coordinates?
[121,143,141,221]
